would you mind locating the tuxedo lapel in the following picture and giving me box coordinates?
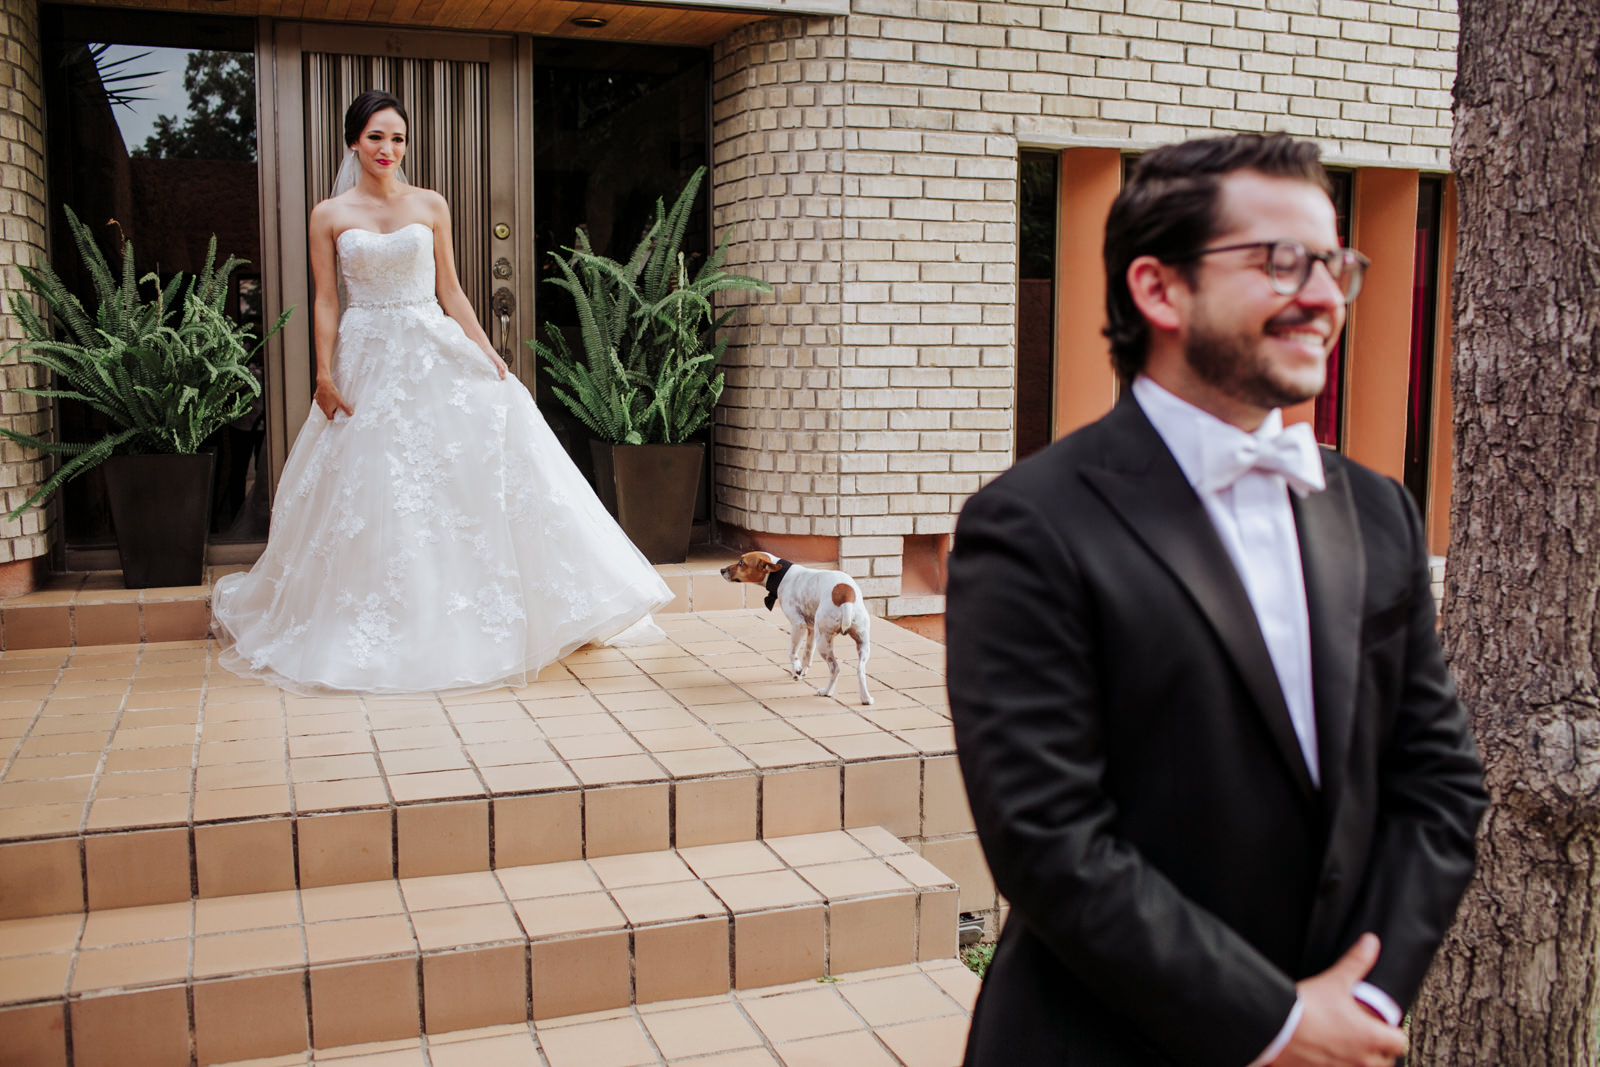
[1291,457,1364,815]
[1081,402,1317,802]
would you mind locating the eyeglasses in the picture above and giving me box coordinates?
[1170,239,1370,302]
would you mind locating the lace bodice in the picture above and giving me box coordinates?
[337,223,436,307]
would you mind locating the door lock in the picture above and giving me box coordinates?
[493,257,512,279]
[493,222,511,240]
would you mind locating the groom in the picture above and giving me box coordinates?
[946,134,1486,1066]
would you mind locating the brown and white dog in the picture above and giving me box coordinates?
[720,551,873,705]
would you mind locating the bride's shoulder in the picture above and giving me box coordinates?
[313,189,361,212]
[406,187,449,214]
[309,195,355,230]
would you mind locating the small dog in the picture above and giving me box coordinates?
[721,551,873,704]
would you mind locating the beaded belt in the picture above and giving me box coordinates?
[346,296,436,310]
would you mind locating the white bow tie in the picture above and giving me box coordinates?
[1198,421,1327,497]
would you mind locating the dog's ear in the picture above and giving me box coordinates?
[746,552,780,573]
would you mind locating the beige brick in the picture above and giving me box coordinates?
[711,0,1452,592]
[0,0,48,567]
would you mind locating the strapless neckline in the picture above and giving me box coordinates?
[336,221,432,245]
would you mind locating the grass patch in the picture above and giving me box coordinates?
[961,943,995,979]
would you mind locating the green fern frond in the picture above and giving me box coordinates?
[694,230,731,283]
[1,213,291,513]
[642,166,704,303]
[533,167,770,445]
[61,206,118,317]
[621,218,661,286]
[2,427,139,519]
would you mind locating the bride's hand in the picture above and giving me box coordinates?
[315,378,354,420]
[484,347,508,379]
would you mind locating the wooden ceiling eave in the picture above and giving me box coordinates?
[53,0,811,48]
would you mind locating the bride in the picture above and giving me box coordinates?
[212,90,673,694]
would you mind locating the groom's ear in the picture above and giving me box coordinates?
[1126,254,1185,336]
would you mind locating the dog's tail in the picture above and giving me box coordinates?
[832,584,868,636]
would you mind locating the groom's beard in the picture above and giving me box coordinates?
[1185,304,1331,412]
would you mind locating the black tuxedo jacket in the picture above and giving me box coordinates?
[947,397,1486,1066]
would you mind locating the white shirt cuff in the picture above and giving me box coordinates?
[1352,981,1402,1026]
[1247,996,1302,1067]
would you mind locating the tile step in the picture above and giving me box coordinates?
[0,830,961,1067]
[211,958,980,1067]
[0,615,977,926]
[0,750,976,923]
[0,550,780,650]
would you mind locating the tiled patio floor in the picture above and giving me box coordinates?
[0,609,949,836]
[218,959,980,1067]
[0,608,991,925]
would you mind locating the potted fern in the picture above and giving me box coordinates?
[2,206,290,587]
[531,167,771,563]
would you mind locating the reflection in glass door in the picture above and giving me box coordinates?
[1312,169,1354,448]
[529,39,711,525]
[1403,176,1445,519]
[40,7,268,554]
[1015,151,1058,462]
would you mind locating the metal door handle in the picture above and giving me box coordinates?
[491,286,515,360]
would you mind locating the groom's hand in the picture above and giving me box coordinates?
[1273,934,1407,1067]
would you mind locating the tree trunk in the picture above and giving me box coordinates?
[1410,1,1600,1063]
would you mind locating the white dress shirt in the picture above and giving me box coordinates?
[1130,376,1401,1064]
[1132,376,1320,782]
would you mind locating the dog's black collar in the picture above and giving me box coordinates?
[763,559,793,611]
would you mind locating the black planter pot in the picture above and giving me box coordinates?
[103,453,216,588]
[589,441,703,565]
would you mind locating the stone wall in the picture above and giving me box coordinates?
[0,0,50,589]
[711,0,1458,614]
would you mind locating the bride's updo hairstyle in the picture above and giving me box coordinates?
[344,90,409,148]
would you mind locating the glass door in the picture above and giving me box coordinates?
[1015,150,1059,462]
[1312,169,1354,449]
[1403,176,1445,518]
[40,7,268,561]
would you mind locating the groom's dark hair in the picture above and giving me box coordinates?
[1102,133,1331,385]
[344,90,410,148]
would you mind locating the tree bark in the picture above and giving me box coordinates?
[1410,1,1600,1063]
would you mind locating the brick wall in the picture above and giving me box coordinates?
[712,16,850,553]
[716,0,1460,613]
[0,0,51,581]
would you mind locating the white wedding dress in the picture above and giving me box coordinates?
[211,222,673,695]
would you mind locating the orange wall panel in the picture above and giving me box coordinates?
[1343,168,1420,481]
[1052,147,1123,438]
